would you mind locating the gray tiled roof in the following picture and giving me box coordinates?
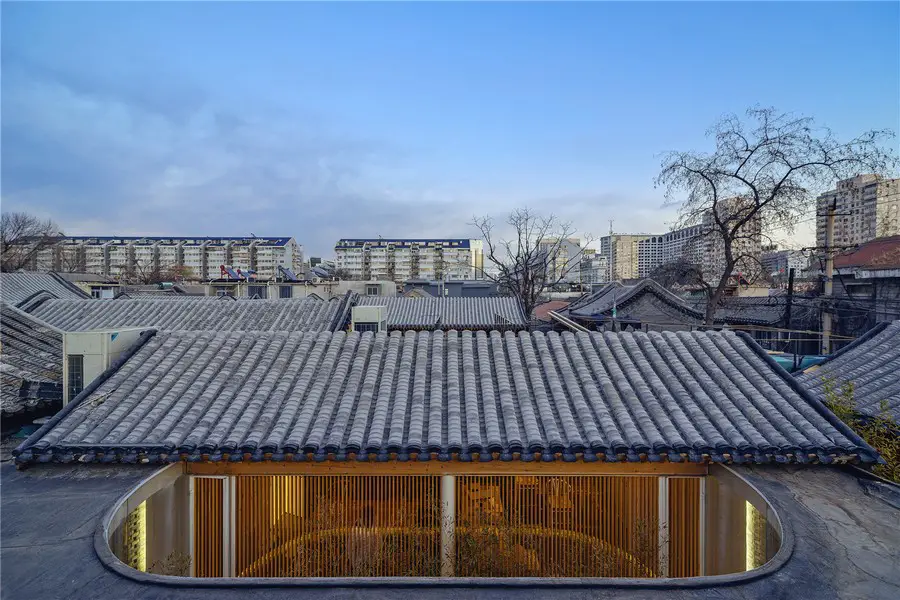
[1,303,64,414]
[14,329,878,465]
[0,272,91,306]
[569,280,807,327]
[353,296,527,330]
[795,321,900,420]
[25,297,342,332]
[568,281,695,317]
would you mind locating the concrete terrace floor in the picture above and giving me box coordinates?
[1,460,898,600]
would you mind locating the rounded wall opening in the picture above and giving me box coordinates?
[102,465,785,584]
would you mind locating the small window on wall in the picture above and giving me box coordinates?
[279,285,292,299]
[365,284,380,296]
[68,354,84,398]
[248,285,267,299]
[355,322,379,333]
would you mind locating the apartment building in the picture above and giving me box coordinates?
[538,238,584,283]
[760,248,807,278]
[334,239,484,282]
[597,200,761,284]
[579,249,608,285]
[636,236,664,278]
[701,198,763,283]
[599,234,651,281]
[662,224,705,266]
[816,174,900,248]
[31,237,303,281]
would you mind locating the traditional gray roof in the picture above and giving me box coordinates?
[14,329,879,465]
[690,296,792,327]
[24,297,343,332]
[1,303,64,415]
[795,321,900,420]
[0,271,91,306]
[353,296,527,330]
[568,281,695,318]
[569,280,810,328]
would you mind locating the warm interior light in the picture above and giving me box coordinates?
[745,501,763,571]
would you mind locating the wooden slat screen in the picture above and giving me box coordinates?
[454,475,660,577]
[668,477,701,577]
[193,477,224,577]
[191,473,703,578]
[234,475,441,577]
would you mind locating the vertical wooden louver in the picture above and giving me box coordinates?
[234,475,441,577]
[668,477,701,577]
[192,473,703,578]
[193,477,224,577]
[454,475,660,577]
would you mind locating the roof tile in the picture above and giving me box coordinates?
[16,329,879,464]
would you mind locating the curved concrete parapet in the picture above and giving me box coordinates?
[3,463,898,599]
[94,464,793,588]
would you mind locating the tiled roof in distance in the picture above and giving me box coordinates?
[795,321,900,420]
[25,297,342,332]
[1,303,64,414]
[353,296,527,330]
[0,271,91,306]
[15,329,879,465]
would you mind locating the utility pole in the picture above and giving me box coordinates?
[785,267,795,369]
[607,220,615,284]
[821,201,836,355]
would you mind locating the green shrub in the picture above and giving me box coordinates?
[823,378,900,484]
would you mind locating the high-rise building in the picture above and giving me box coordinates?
[701,197,762,283]
[760,248,808,278]
[816,175,900,248]
[636,236,665,278]
[662,224,705,266]
[334,239,484,282]
[599,234,652,281]
[30,236,303,281]
[538,238,583,283]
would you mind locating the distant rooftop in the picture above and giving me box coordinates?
[0,271,92,307]
[0,304,63,415]
[24,297,346,333]
[52,236,296,247]
[335,238,476,249]
[353,295,527,331]
[834,235,900,270]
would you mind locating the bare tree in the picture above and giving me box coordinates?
[1,211,64,272]
[125,258,179,285]
[648,257,709,294]
[656,107,896,325]
[471,208,594,319]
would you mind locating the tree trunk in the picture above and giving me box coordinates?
[705,267,733,327]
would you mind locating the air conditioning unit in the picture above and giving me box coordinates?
[351,305,387,333]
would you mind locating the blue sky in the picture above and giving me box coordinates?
[2,1,898,256]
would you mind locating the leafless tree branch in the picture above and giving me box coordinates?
[655,106,897,325]
[471,208,595,319]
[1,212,64,272]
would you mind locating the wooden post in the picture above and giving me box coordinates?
[658,476,669,577]
[440,474,456,576]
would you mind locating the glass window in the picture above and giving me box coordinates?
[248,285,267,299]
[365,284,380,296]
[279,285,292,299]
[68,354,84,398]
[355,322,379,333]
